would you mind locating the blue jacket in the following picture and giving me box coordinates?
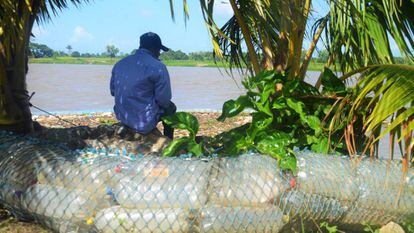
[110,49,172,133]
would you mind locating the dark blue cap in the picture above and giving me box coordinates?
[140,32,169,52]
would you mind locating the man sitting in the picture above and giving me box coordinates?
[110,32,176,139]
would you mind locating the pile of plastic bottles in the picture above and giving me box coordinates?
[0,131,413,232]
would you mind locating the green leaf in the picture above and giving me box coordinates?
[286,98,306,118]
[304,115,322,134]
[247,70,276,89]
[250,112,273,136]
[283,79,300,95]
[297,81,320,96]
[261,80,276,101]
[217,124,250,155]
[162,137,189,157]
[217,95,251,122]
[235,135,254,152]
[311,137,330,153]
[321,67,346,93]
[254,100,273,117]
[162,112,199,138]
[279,155,297,173]
[187,141,203,157]
[255,131,292,159]
[272,98,287,110]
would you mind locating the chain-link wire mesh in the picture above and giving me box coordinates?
[0,131,413,232]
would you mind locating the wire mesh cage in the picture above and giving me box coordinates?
[0,131,413,232]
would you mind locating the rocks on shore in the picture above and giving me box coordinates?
[379,222,405,233]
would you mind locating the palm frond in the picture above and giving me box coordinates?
[34,0,92,23]
[168,0,190,24]
[345,64,414,158]
[325,0,414,72]
[199,0,313,74]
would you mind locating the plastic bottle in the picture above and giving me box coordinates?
[34,156,122,207]
[113,157,212,209]
[200,205,285,233]
[294,152,359,202]
[341,158,414,225]
[23,184,98,222]
[94,206,190,233]
[208,154,284,206]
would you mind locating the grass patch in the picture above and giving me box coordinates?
[29,57,327,71]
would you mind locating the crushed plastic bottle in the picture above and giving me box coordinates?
[113,157,212,209]
[1,131,414,232]
[341,158,414,225]
[23,184,99,222]
[94,206,191,233]
[209,154,285,206]
[279,190,348,222]
[294,152,359,202]
[200,206,285,232]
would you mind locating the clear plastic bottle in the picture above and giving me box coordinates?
[200,205,284,233]
[94,206,190,233]
[208,154,284,206]
[294,152,359,202]
[23,184,98,223]
[342,158,414,225]
[113,157,212,209]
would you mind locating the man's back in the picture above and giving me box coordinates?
[110,49,172,134]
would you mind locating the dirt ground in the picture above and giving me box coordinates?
[0,208,50,233]
[32,112,251,139]
[0,111,250,232]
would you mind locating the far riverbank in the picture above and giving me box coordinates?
[29,57,327,71]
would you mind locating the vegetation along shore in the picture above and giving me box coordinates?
[29,56,329,70]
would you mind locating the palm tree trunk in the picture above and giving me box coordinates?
[0,56,24,126]
[254,2,274,71]
[0,3,35,133]
[274,0,291,72]
[288,0,311,80]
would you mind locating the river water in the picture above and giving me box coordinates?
[26,64,399,158]
[27,64,321,113]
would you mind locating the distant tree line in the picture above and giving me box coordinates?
[159,50,215,61]
[29,42,54,58]
[29,42,412,64]
[28,42,122,58]
[129,49,215,61]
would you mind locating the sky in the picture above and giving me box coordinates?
[31,0,235,54]
[32,0,398,56]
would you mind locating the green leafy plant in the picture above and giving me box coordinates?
[198,0,414,166]
[161,112,204,157]
[320,222,339,233]
[401,214,414,233]
[214,70,350,172]
[362,221,380,233]
[99,118,117,126]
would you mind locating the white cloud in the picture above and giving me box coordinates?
[70,26,93,43]
[215,0,233,18]
[139,9,152,18]
[32,26,49,38]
